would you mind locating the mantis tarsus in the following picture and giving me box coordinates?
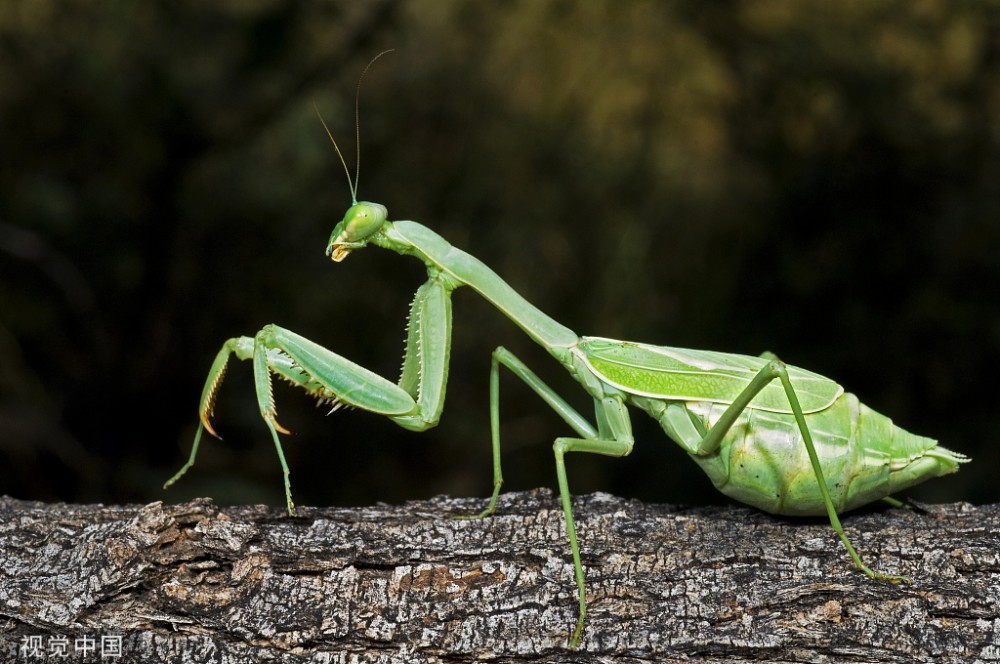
[165,58,969,648]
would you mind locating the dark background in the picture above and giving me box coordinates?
[2,1,997,512]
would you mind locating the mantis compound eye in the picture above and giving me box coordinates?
[326,201,388,261]
[341,201,387,240]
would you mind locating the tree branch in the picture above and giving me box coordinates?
[1,491,996,662]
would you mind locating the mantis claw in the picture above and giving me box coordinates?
[873,571,911,585]
[199,413,221,439]
[569,618,585,650]
[451,504,496,522]
[451,483,503,521]
[265,412,292,436]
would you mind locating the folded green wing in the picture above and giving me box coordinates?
[578,337,843,413]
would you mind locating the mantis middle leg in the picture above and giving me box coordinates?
[468,346,635,647]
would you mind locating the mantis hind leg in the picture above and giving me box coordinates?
[772,362,909,583]
[696,358,910,584]
[466,346,634,647]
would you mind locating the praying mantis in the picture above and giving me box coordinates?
[165,57,969,647]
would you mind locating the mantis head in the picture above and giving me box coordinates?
[316,50,395,264]
[326,201,388,261]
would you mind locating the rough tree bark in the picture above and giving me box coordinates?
[1,491,997,663]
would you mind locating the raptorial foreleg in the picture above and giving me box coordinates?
[165,274,456,512]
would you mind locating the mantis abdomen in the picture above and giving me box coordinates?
[662,392,964,516]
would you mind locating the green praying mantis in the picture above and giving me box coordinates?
[165,58,969,647]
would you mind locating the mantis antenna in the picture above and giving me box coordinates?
[314,49,395,205]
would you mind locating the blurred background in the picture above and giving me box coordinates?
[1,0,997,512]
